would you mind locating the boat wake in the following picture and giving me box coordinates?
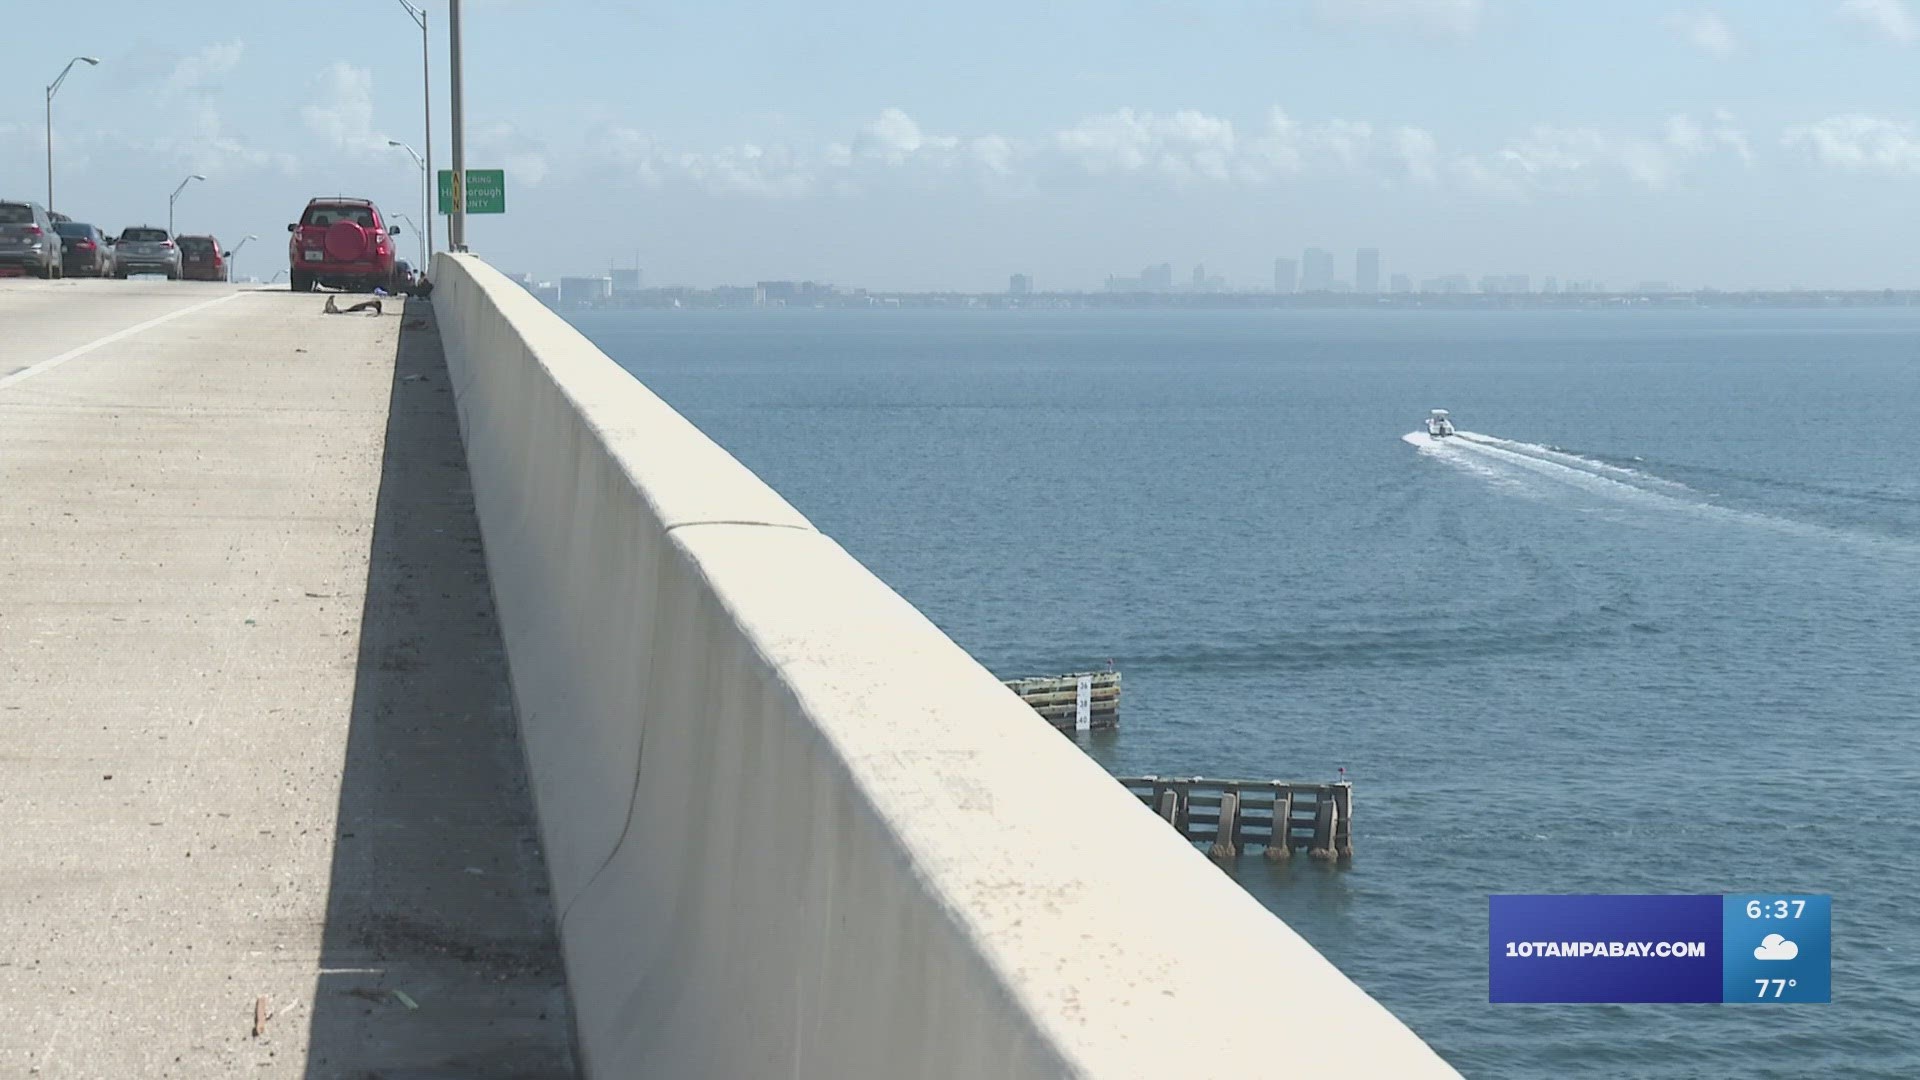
[1403,428,1920,559]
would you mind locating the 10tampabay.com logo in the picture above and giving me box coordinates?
[1489,895,1830,1003]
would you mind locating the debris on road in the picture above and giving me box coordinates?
[323,296,383,316]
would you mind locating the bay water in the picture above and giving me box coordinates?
[570,307,1919,1078]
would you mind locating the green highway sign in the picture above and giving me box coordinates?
[436,168,506,214]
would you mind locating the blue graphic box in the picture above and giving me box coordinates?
[1490,894,1722,1003]
[1721,894,1831,1003]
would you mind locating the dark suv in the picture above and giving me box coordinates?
[286,197,401,292]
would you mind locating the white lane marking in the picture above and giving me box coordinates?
[0,291,246,392]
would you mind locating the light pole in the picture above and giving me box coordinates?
[388,140,429,266]
[168,174,205,237]
[229,234,259,281]
[396,213,426,268]
[448,0,467,251]
[46,56,101,214]
[395,1,434,264]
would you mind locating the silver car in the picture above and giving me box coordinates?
[113,225,182,279]
[0,200,65,279]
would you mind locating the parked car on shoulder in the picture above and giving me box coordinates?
[177,235,229,282]
[54,221,115,277]
[0,199,66,278]
[286,197,402,293]
[113,226,181,279]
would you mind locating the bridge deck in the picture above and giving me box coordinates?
[0,280,576,1077]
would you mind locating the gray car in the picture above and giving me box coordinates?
[0,200,65,278]
[113,225,181,279]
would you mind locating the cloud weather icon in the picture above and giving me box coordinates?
[1754,934,1800,961]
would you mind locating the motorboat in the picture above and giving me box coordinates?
[1426,409,1456,438]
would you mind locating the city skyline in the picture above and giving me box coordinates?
[531,242,1794,297]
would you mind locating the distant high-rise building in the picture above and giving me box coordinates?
[1541,276,1560,294]
[1301,247,1335,292]
[1192,263,1206,288]
[611,267,644,295]
[559,276,612,306]
[1009,273,1033,296]
[1273,257,1298,294]
[1355,248,1381,294]
[1141,262,1175,291]
[1389,273,1412,294]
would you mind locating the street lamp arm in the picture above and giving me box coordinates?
[387,139,425,169]
[47,56,99,98]
[395,0,426,28]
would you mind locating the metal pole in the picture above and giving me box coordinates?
[448,0,466,251]
[230,235,256,282]
[423,7,434,264]
[398,214,425,268]
[43,57,99,214]
[169,174,204,237]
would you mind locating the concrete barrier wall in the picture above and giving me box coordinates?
[431,252,1463,1079]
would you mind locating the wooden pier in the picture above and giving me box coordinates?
[1002,670,1120,732]
[1119,777,1353,862]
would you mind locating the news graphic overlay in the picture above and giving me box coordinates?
[1489,894,1830,1003]
[1722,894,1831,1003]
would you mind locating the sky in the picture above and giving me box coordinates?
[7,0,1920,290]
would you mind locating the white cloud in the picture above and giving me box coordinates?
[849,108,958,165]
[582,105,1763,202]
[475,122,550,189]
[1394,127,1441,185]
[163,98,299,177]
[595,126,817,197]
[1463,113,1751,194]
[36,40,296,181]
[1783,115,1920,170]
[1051,107,1433,188]
[970,134,1016,175]
[1665,111,1754,164]
[300,62,388,163]
[1839,0,1918,43]
[167,40,245,93]
[1055,108,1238,181]
[1753,934,1799,961]
[1668,10,1738,55]
[1313,0,1482,37]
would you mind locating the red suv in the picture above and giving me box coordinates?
[286,197,402,292]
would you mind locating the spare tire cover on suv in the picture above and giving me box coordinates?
[324,220,369,261]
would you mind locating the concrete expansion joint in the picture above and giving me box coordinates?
[663,519,817,535]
